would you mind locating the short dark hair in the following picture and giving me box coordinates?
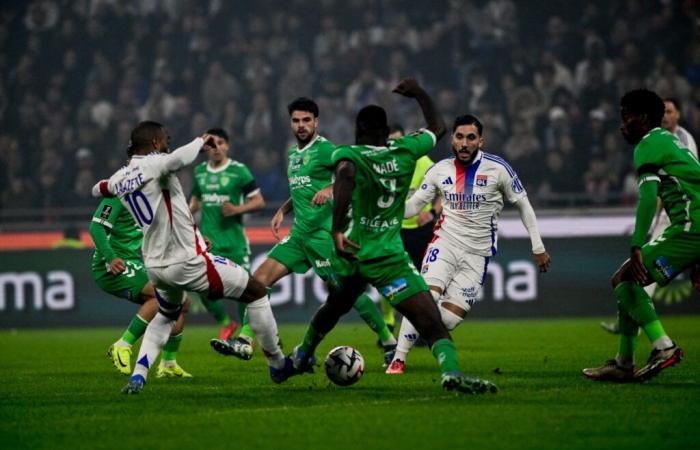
[206,127,229,142]
[452,114,483,135]
[620,89,665,127]
[663,97,681,112]
[128,120,164,154]
[356,105,389,136]
[389,123,405,135]
[287,97,319,117]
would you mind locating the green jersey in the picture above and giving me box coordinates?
[90,196,143,270]
[191,160,258,258]
[331,130,436,261]
[635,128,700,232]
[287,135,336,234]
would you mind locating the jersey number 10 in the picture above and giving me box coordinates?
[125,191,154,227]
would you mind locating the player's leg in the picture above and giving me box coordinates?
[210,254,292,359]
[157,295,192,378]
[292,270,367,371]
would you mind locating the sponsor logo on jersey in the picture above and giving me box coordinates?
[315,259,331,268]
[209,175,218,183]
[443,191,487,210]
[100,205,113,219]
[441,176,453,185]
[202,193,229,204]
[461,286,477,306]
[359,215,400,230]
[372,158,400,174]
[476,175,488,186]
[290,156,302,172]
[653,256,676,282]
[289,175,312,187]
[381,277,408,301]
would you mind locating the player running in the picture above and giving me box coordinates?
[190,127,265,348]
[583,89,700,382]
[286,79,497,394]
[210,97,397,363]
[386,114,551,374]
[90,190,191,378]
[92,121,290,394]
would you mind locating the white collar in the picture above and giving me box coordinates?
[207,159,232,173]
[296,135,320,152]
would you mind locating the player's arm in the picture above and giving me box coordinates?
[392,78,445,140]
[222,179,266,217]
[514,196,550,273]
[311,184,333,206]
[160,135,214,173]
[332,160,360,258]
[271,197,293,241]
[88,199,126,274]
[404,171,436,218]
[189,197,201,214]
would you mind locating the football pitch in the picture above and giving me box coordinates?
[1,316,698,450]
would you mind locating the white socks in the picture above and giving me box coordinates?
[393,317,419,362]
[246,297,284,369]
[132,312,174,380]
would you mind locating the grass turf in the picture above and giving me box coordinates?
[0,316,698,450]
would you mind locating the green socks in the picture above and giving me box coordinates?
[121,314,148,345]
[353,294,395,344]
[381,297,396,328]
[431,338,460,374]
[299,324,325,356]
[161,333,183,362]
[615,281,668,342]
[202,298,231,327]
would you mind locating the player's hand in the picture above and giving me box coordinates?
[203,236,213,252]
[629,247,649,284]
[333,230,360,260]
[392,77,424,98]
[109,258,126,275]
[533,251,551,273]
[271,209,284,241]
[221,202,241,217]
[690,262,700,292]
[311,185,333,206]
[416,210,435,227]
[200,133,216,151]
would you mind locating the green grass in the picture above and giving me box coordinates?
[1,316,698,450]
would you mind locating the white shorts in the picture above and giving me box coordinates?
[420,236,489,311]
[147,253,249,310]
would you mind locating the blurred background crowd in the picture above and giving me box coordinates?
[1,0,699,225]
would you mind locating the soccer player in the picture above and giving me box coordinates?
[386,114,551,374]
[367,123,439,338]
[599,97,699,334]
[92,121,290,394]
[583,89,699,382]
[190,127,264,348]
[210,97,397,362]
[287,79,497,394]
[90,189,192,378]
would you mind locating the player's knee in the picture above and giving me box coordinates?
[439,302,465,331]
[159,304,182,321]
[241,277,267,302]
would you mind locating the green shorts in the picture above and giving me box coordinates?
[643,226,700,287]
[267,231,335,280]
[332,251,428,306]
[93,259,149,304]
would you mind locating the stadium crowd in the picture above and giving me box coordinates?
[1,0,699,216]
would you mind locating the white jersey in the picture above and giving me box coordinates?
[675,125,698,159]
[407,151,527,256]
[95,138,208,268]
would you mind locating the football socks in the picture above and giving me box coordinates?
[245,297,284,369]
[132,312,175,381]
[353,293,396,345]
[120,314,149,347]
[161,332,183,364]
[431,338,460,374]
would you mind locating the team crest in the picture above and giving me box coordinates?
[220,176,230,187]
[302,153,311,165]
[476,175,488,186]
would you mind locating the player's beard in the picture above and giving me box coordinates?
[295,129,313,146]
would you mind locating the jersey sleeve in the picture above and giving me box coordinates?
[633,140,662,186]
[405,165,438,217]
[318,140,337,169]
[238,165,260,197]
[391,129,437,159]
[497,163,528,204]
[91,196,123,230]
[331,146,357,166]
[191,168,202,199]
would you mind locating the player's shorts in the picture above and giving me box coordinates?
[642,225,700,287]
[215,249,251,272]
[332,251,428,306]
[93,259,150,304]
[146,253,249,314]
[420,236,489,313]
[267,231,335,280]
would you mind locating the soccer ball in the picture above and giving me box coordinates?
[324,346,364,386]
